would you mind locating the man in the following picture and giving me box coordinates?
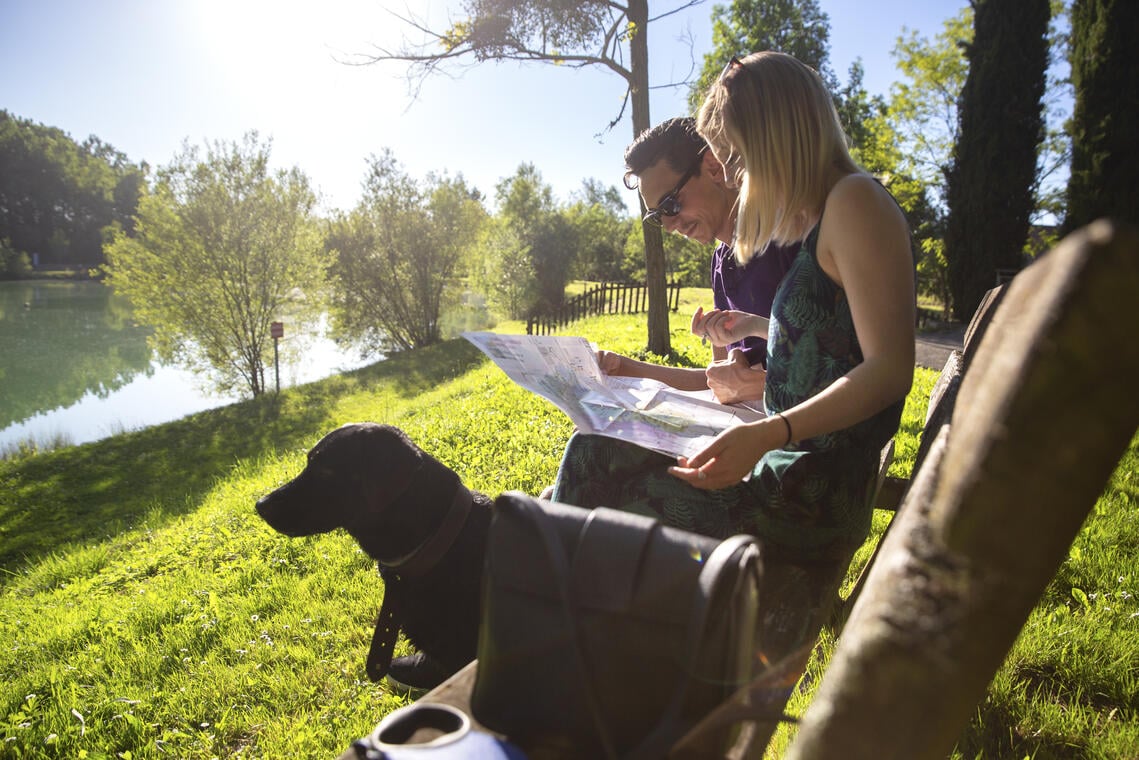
[386,118,797,694]
[596,116,797,404]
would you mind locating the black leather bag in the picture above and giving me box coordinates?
[470,492,763,759]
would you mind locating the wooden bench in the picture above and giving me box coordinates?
[668,281,1011,758]
[783,219,1139,758]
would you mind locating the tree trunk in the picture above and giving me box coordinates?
[627,0,670,357]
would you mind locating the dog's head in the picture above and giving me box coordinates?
[255,423,425,539]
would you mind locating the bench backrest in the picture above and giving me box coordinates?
[786,219,1139,760]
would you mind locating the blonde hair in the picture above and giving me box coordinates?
[696,51,860,263]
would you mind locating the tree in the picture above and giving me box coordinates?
[488,164,576,314]
[834,60,889,164]
[0,111,144,273]
[473,216,537,319]
[1,236,31,277]
[688,0,890,160]
[565,179,633,284]
[357,0,699,355]
[330,150,486,353]
[105,133,327,397]
[888,11,973,211]
[1063,0,1139,233]
[944,0,1050,321]
[686,0,836,113]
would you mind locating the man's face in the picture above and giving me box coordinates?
[637,152,736,246]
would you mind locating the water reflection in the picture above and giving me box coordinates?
[0,281,375,449]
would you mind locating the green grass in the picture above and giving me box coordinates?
[2,293,1136,759]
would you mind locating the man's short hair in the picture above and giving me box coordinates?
[623,117,708,190]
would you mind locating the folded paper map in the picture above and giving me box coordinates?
[462,332,764,459]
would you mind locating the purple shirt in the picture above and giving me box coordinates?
[711,241,798,367]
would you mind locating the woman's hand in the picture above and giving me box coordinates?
[668,417,784,490]
[691,306,769,347]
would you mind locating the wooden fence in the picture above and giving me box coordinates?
[526,281,682,336]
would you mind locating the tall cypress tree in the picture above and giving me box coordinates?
[1063,0,1139,233]
[944,0,1050,321]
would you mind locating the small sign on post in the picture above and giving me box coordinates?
[270,321,284,393]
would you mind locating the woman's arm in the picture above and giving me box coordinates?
[672,175,915,488]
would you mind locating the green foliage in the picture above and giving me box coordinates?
[104,132,329,398]
[485,164,577,314]
[1063,0,1139,232]
[329,151,486,354]
[623,221,713,287]
[690,0,887,168]
[565,179,634,283]
[945,0,1050,321]
[366,0,672,355]
[834,60,889,162]
[887,9,972,205]
[471,217,538,319]
[0,236,32,278]
[687,0,837,113]
[453,0,613,60]
[0,110,145,272]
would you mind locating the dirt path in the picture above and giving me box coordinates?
[915,324,965,370]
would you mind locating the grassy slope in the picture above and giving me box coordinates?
[1,297,1136,759]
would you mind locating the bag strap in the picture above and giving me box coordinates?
[626,534,762,760]
[505,496,623,760]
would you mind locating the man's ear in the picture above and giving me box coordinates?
[702,150,727,184]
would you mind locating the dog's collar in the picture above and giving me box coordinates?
[380,482,472,578]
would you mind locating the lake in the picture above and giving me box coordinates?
[0,281,377,451]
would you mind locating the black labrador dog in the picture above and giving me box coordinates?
[255,423,490,680]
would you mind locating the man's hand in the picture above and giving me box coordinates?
[596,350,625,375]
[706,348,765,404]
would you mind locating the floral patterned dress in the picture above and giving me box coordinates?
[552,221,905,563]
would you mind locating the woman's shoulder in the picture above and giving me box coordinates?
[827,172,892,204]
[823,173,907,231]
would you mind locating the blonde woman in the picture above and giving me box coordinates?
[667,50,915,559]
[546,52,915,669]
[554,52,912,588]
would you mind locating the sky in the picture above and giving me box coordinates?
[1,0,970,216]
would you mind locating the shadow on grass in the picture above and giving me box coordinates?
[956,697,1095,760]
[0,339,490,574]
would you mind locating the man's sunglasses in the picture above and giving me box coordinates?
[643,147,708,227]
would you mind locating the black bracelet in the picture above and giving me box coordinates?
[775,412,793,446]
